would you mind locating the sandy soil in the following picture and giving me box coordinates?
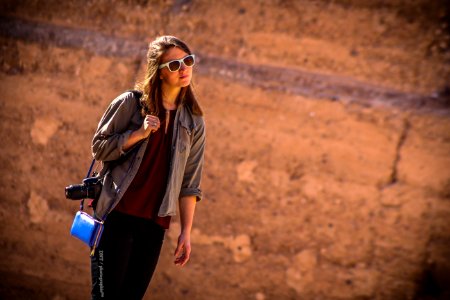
[0,1,449,299]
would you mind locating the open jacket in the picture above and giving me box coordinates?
[91,91,205,220]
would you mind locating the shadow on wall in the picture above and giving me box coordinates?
[416,268,448,300]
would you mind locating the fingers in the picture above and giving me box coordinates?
[174,239,191,267]
[182,244,191,266]
[174,242,183,258]
[144,115,160,133]
[174,247,190,266]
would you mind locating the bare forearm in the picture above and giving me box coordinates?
[179,196,197,234]
[122,128,146,152]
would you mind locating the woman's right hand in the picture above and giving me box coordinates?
[140,114,161,138]
[122,115,160,152]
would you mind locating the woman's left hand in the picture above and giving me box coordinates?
[174,233,191,267]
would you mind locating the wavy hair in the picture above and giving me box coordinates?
[135,36,203,117]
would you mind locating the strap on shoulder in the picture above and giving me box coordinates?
[129,89,142,100]
[126,89,144,112]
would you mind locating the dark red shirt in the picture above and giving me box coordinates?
[114,109,177,229]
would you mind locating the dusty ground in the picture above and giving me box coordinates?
[0,0,449,299]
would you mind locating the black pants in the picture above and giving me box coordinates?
[91,210,165,300]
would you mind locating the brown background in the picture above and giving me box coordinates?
[0,0,449,299]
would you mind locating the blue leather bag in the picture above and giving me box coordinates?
[70,211,104,251]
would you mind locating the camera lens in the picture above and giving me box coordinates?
[65,184,87,200]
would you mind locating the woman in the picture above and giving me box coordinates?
[90,36,205,299]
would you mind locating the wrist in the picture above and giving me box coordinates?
[181,228,192,236]
[136,128,148,140]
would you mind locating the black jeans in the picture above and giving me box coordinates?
[91,210,165,300]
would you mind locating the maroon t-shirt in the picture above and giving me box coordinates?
[114,109,177,229]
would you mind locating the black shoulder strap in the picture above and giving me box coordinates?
[126,89,143,101]
[126,89,144,113]
[79,158,97,211]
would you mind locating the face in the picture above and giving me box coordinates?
[159,47,193,90]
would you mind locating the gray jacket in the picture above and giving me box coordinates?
[91,91,205,220]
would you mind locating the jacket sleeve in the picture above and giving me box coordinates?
[91,92,138,162]
[179,118,206,201]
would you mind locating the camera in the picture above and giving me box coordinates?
[65,177,102,200]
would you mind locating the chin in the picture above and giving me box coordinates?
[180,80,191,87]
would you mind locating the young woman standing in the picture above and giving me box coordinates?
[90,36,205,299]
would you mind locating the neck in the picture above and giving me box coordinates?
[161,85,181,110]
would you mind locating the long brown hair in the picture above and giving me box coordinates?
[135,36,203,117]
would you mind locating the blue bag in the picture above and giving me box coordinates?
[70,211,104,251]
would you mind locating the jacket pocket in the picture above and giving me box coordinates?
[178,124,192,154]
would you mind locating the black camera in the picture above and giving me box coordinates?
[65,177,102,200]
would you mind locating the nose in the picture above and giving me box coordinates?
[179,63,187,71]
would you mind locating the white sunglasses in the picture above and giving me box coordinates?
[158,54,196,72]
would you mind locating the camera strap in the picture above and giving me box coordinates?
[85,158,96,178]
[80,159,97,211]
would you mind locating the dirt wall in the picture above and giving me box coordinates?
[0,1,449,299]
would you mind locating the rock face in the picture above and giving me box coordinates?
[0,1,449,300]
